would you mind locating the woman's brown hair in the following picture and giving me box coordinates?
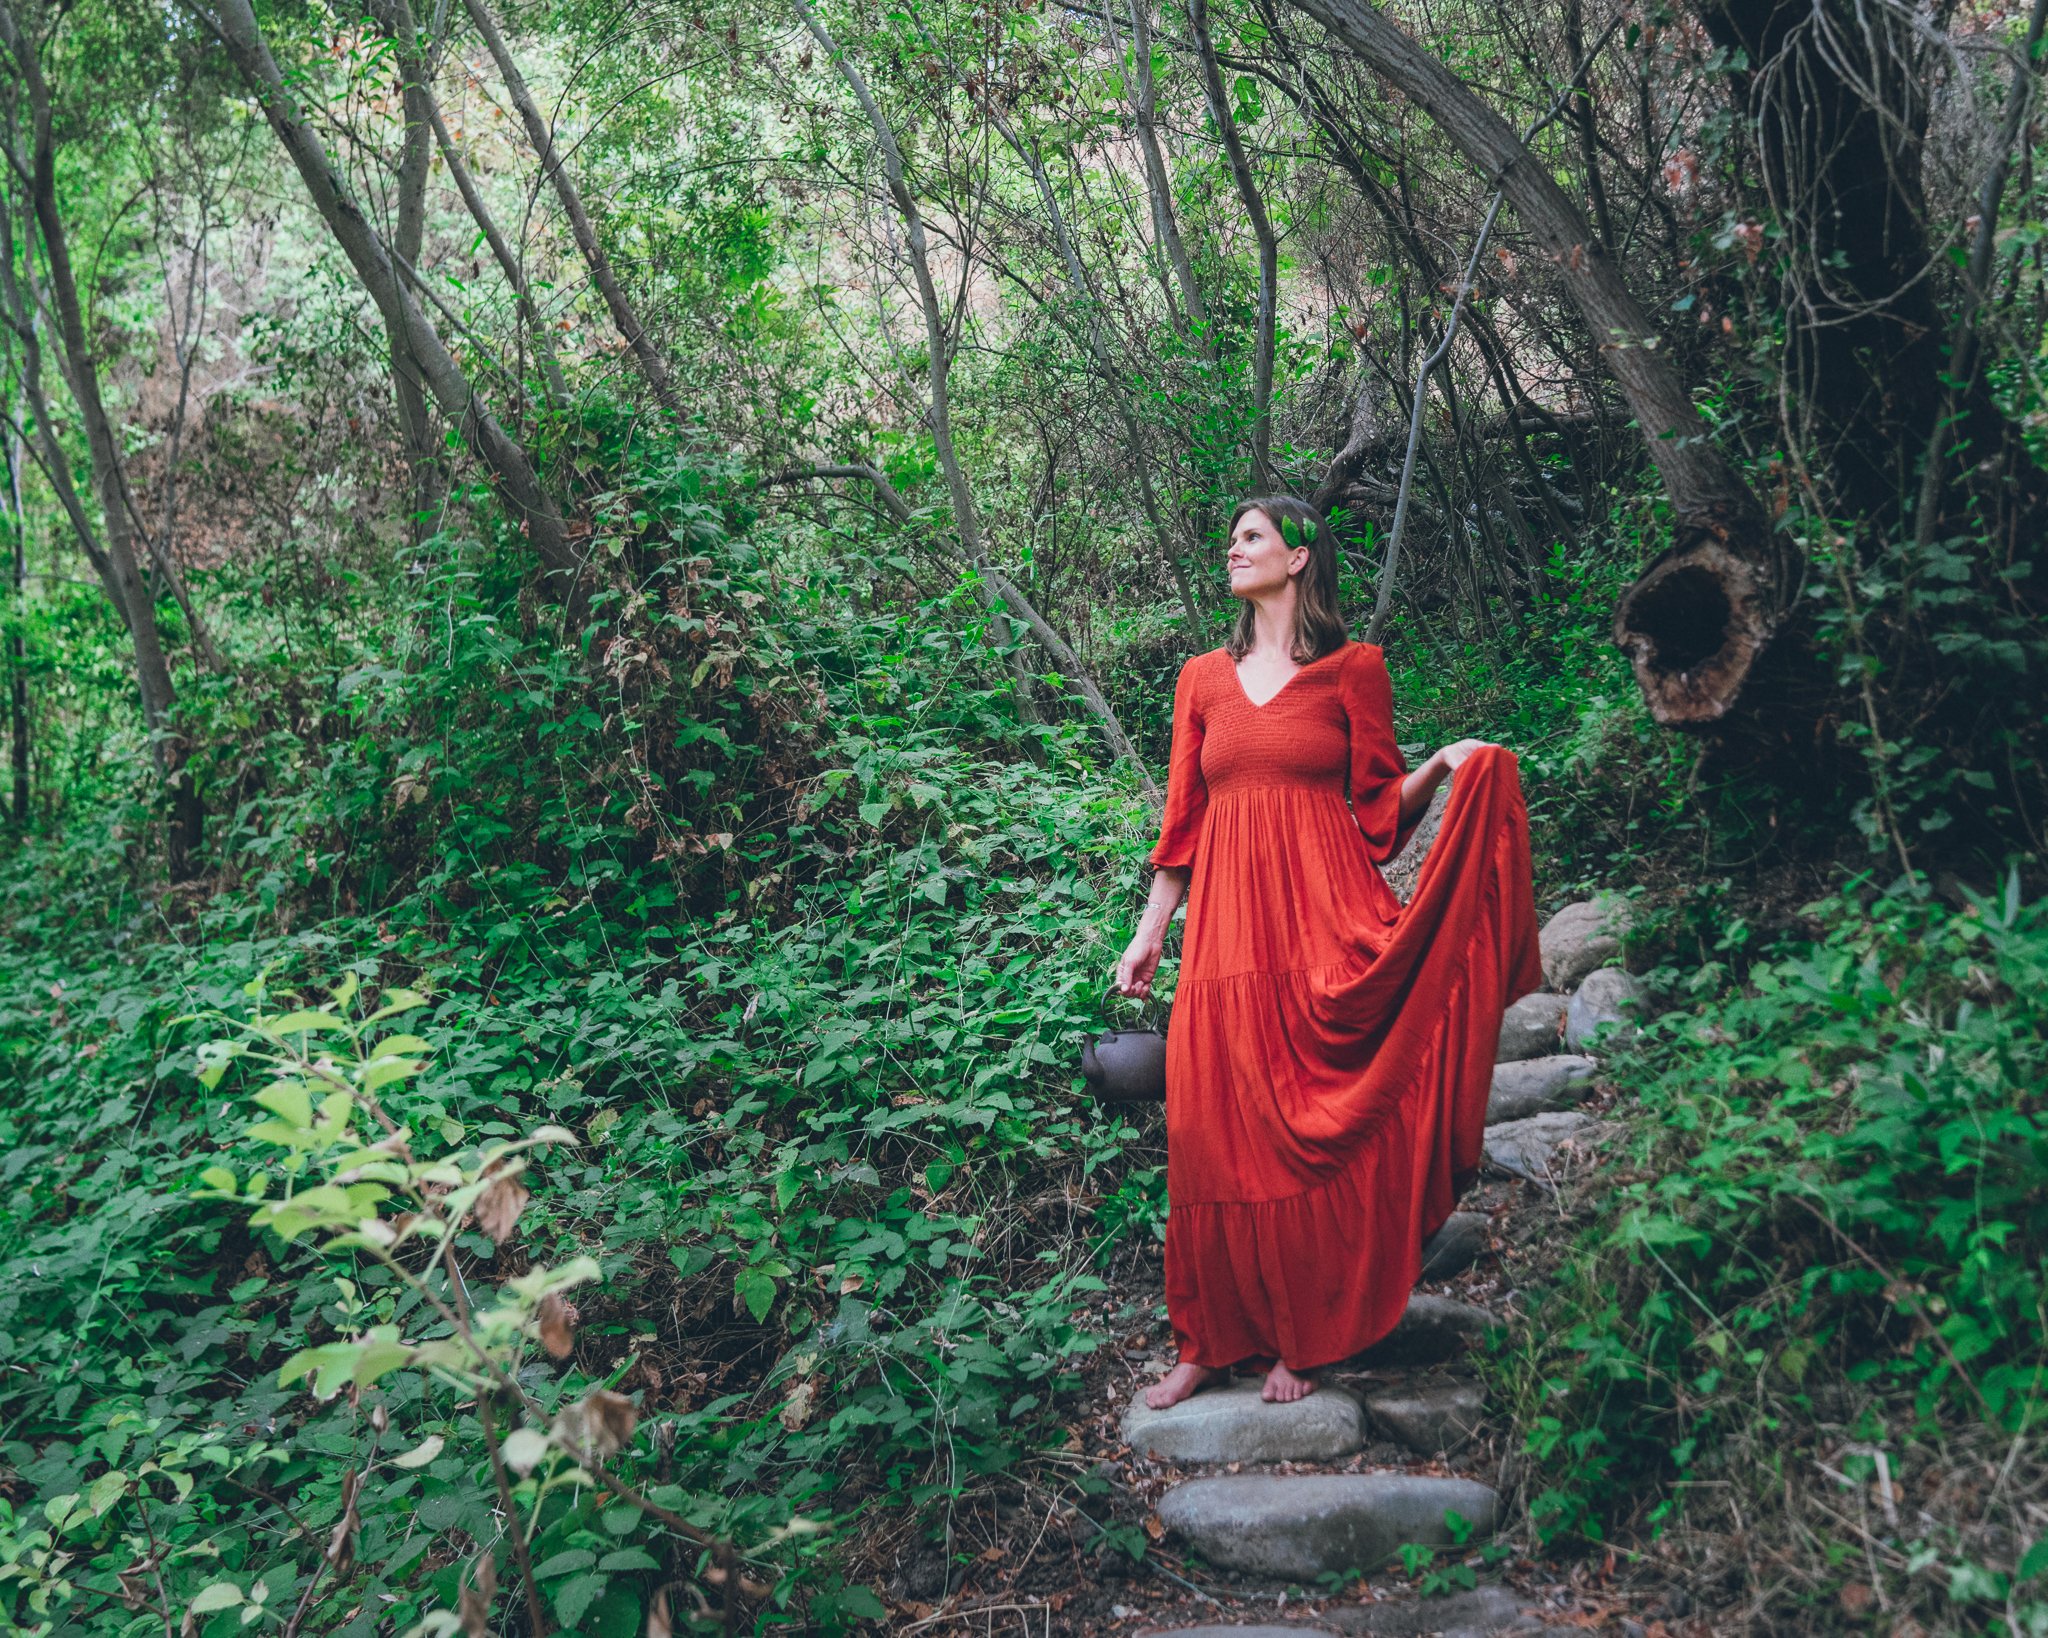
[1221,495,1350,663]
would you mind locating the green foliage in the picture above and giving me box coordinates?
[1506,875,2048,1628]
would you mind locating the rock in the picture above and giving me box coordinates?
[1539,895,1632,990]
[1321,1586,1531,1635]
[1121,1381,1365,1465]
[1364,1381,1486,1455]
[1155,1473,1501,1579]
[1495,991,1567,1062]
[1141,1629,1340,1638]
[1484,1111,1593,1182]
[1382,781,1450,902]
[1419,1212,1488,1282]
[1486,1055,1598,1123]
[1565,968,1647,1052]
[1355,1294,1499,1367]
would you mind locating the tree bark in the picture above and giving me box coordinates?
[1126,0,1215,357]
[367,0,447,533]
[1190,0,1278,486]
[1286,0,1783,726]
[4,415,25,826]
[792,0,1159,783]
[461,0,679,414]
[203,0,579,584]
[426,96,569,406]
[0,0,200,867]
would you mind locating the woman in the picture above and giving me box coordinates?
[1114,496,1542,1408]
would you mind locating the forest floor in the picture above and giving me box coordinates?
[858,1069,1698,1637]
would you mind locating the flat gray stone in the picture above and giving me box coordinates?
[1565,968,1647,1052]
[1484,1111,1593,1182]
[1539,895,1631,991]
[1355,1294,1499,1367]
[1122,1380,1365,1464]
[1495,991,1566,1062]
[1419,1212,1488,1282]
[1156,1473,1500,1579]
[1382,782,1450,902]
[1487,1054,1597,1123]
[1364,1381,1486,1456]
[1321,1586,1530,1635]
[1141,1629,1340,1638]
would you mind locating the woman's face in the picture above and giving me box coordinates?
[1226,507,1306,601]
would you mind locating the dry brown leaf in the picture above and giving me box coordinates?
[325,1470,362,1580]
[645,1587,672,1638]
[458,1554,497,1637]
[474,1171,529,1244]
[778,1379,815,1431]
[553,1388,639,1462]
[537,1292,578,1359]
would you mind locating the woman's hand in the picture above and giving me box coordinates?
[1116,930,1165,1000]
[1435,737,1497,773]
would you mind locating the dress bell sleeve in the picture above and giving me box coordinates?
[1147,657,1209,870]
[1341,642,1418,866]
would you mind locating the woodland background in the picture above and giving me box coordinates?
[1,0,2046,1630]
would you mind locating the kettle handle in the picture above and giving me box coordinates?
[1099,982,1165,1029]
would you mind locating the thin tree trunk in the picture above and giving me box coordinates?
[1126,0,1215,357]
[1190,0,1278,486]
[202,0,579,584]
[461,0,679,414]
[4,412,25,826]
[1287,0,1781,726]
[792,0,1158,784]
[0,1,200,869]
[368,0,447,533]
[426,97,569,406]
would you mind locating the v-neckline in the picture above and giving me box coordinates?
[1228,643,1345,711]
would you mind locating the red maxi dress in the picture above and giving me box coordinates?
[1147,640,1542,1371]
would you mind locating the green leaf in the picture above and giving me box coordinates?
[534,1548,596,1579]
[552,1572,609,1626]
[253,1081,314,1129]
[87,1470,127,1516]
[189,1583,244,1615]
[735,1266,779,1323]
[596,1547,661,1573]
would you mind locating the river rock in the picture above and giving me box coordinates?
[1565,968,1647,1052]
[1321,1586,1534,1635]
[1495,991,1567,1062]
[1486,1055,1597,1123]
[1364,1381,1486,1456]
[1155,1473,1500,1579]
[1539,895,1631,990]
[1121,1380,1365,1465]
[1483,1110,1593,1181]
[1419,1212,1488,1282]
[1355,1294,1499,1367]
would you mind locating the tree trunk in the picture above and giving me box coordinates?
[1286,0,1784,726]
[789,0,1158,784]
[0,0,200,869]
[1126,0,1215,357]
[462,0,679,415]
[367,0,447,534]
[4,417,25,827]
[1190,0,1278,487]
[426,97,569,406]
[203,0,580,584]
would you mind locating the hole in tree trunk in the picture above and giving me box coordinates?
[1626,562,1732,675]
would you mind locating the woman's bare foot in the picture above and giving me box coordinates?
[1145,1361,1225,1409]
[1262,1361,1318,1403]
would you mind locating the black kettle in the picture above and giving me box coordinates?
[1080,984,1168,1103]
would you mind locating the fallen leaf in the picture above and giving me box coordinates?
[537,1292,578,1359]
[474,1171,529,1244]
[553,1388,639,1461]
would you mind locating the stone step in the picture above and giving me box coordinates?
[1495,991,1567,1062]
[1419,1211,1488,1281]
[1355,1294,1499,1368]
[1487,1054,1597,1123]
[1318,1585,1537,1635]
[1483,1110,1593,1183]
[1154,1473,1501,1579]
[1539,894,1631,991]
[1122,1380,1365,1464]
[1565,967,1646,1052]
[1363,1381,1485,1456]
[1139,1628,1338,1638]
